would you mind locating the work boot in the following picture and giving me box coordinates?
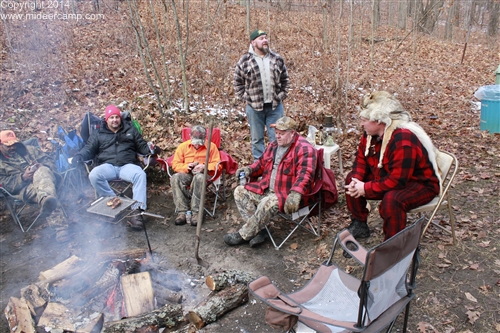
[127,209,144,231]
[347,219,371,239]
[175,213,187,226]
[249,229,268,248]
[223,232,247,246]
[40,196,57,218]
[190,212,202,227]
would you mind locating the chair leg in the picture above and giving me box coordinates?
[4,198,25,232]
[447,193,456,245]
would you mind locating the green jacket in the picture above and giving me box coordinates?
[0,143,57,195]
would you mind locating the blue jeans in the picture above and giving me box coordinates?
[89,163,147,210]
[246,102,284,160]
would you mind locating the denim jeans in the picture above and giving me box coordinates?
[89,163,147,210]
[246,102,284,160]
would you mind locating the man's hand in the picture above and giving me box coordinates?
[71,154,84,165]
[192,163,205,174]
[344,177,366,198]
[235,167,251,180]
[21,164,38,182]
[187,162,199,173]
[284,191,302,214]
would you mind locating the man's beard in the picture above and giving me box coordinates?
[256,44,269,54]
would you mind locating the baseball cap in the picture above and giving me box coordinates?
[250,29,267,41]
[0,130,20,146]
[270,116,297,131]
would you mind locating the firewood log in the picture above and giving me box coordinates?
[188,283,249,329]
[4,297,36,333]
[20,283,50,318]
[102,304,185,333]
[205,270,255,291]
[154,283,183,305]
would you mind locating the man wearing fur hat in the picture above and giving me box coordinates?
[345,91,441,241]
[224,116,317,247]
[234,29,290,161]
[72,105,154,231]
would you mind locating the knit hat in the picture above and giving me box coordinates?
[104,105,121,121]
[0,130,19,146]
[270,116,297,131]
[250,29,267,41]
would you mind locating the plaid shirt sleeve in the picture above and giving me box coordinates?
[364,129,439,197]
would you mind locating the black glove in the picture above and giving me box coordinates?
[235,167,251,180]
[284,191,302,214]
[71,154,83,165]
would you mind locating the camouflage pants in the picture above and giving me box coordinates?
[170,172,206,213]
[16,166,66,228]
[17,166,57,205]
[234,185,279,240]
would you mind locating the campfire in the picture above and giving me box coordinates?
[4,248,254,332]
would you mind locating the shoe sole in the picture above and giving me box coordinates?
[41,197,58,217]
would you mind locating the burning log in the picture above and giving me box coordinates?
[97,248,148,261]
[205,270,255,292]
[188,283,249,329]
[75,313,104,333]
[38,255,82,282]
[102,304,185,333]
[121,272,155,317]
[37,302,75,332]
[5,297,36,333]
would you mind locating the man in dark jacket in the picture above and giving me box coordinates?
[72,105,151,231]
[223,116,317,247]
[0,130,70,242]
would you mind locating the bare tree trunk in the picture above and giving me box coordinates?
[488,0,499,37]
[398,0,408,29]
[170,0,190,111]
[148,0,172,109]
[246,0,251,35]
[372,0,380,29]
[127,0,163,113]
[444,0,457,41]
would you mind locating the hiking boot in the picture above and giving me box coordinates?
[223,232,247,246]
[40,196,57,218]
[249,229,268,248]
[347,219,371,239]
[175,213,187,225]
[127,210,144,231]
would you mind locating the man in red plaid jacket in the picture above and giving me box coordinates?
[224,116,317,247]
[345,91,441,241]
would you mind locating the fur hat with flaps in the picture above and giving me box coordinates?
[360,91,442,192]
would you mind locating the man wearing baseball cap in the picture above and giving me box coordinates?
[224,116,317,247]
[0,130,70,242]
[234,29,290,161]
[72,104,155,231]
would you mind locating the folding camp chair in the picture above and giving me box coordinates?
[1,138,68,232]
[408,150,458,244]
[249,216,426,333]
[156,127,238,218]
[265,149,338,250]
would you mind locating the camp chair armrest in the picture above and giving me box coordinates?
[337,229,368,266]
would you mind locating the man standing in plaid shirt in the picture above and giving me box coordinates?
[224,116,317,247]
[345,91,441,241]
[234,29,290,161]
